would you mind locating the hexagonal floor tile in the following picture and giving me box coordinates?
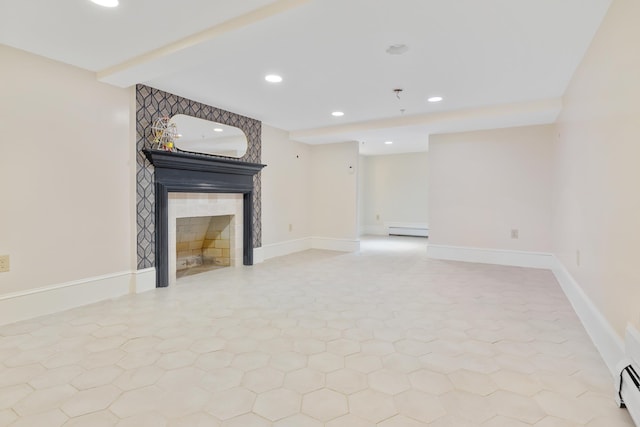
[60,384,121,418]
[253,388,301,421]
[284,368,324,394]
[220,412,270,427]
[242,367,284,393]
[349,389,398,423]
[326,368,368,395]
[308,352,344,373]
[394,389,447,423]
[327,339,361,356]
[344,354,382,373]
[301,389,348,422]
[206,387,256,420]
[269,352,307,372]
[368,369,411,395]
[272,413,323,427]
[409,369,454,395]
[448,369,498,396]
[325,413,375,427]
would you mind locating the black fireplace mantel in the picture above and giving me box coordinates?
[144,149,266,287]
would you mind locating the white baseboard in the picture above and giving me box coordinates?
[261,238,312,260]
[551,258,623,376]
[133,268,156,294]
[261,237,360,260]
[0,271,133,326]
[427,244,555,269]
[253,247,264,264]
[311,237,360,252]
[426,244,623,377]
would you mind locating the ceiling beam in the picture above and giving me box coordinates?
[97,0,310,87]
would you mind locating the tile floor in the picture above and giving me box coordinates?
[0,236,634,426]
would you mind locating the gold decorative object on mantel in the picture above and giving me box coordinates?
[150,116,179,152]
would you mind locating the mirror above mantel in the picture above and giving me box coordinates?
[169,114,248,158]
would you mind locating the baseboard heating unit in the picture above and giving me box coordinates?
[617,324,640,425]
[388,225,429,238]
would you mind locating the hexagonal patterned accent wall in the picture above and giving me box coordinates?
[136,84,262,269]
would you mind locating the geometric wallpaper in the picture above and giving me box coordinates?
[136,84,262,269]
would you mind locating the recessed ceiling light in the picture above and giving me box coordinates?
[265,74,283,83]
[385,141,393,145]
[331,111,344,117]
[427,96,443,103]
[213,128,223,132]
[386,44,409,55]
[90,0,119,7]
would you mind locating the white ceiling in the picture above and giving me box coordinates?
[0,0,611,155]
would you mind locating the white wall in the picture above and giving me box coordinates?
[553,0,640,338]
[260,132,360,256]
[261,125,312,246]
[311,142,359,241]
[0,46,135,300]
[360,152,428,235]
[428,125,554,252]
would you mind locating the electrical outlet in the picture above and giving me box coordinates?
[288,224,293,232]
[376,214,380,221]
[510,229,519,239]
[0,255,9,273]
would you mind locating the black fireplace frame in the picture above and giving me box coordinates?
[144,149,265,287]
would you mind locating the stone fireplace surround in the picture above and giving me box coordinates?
[171,196,242,286]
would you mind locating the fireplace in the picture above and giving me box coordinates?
[169,194,243,285]
[176,215,234,274]
[144,149,265,287]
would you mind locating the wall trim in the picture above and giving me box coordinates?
[311,237,360,252]
[133,268,156,294]
[551,258,623,376]
[253,247,264,264]
[426,243,623,378]
[260,237,360,260]
[427,244,555,269]
[0,271,134,326]
[262,238,313,260]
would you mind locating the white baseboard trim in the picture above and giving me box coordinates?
[253,247,264,264]
[427,244,555,269]
[261,238,313,261]
[311,237,360,252]
[426,244,623,377]
[551,258,623,376]
[261,237,360,260]
[0,271,133,326]
[133,268,156,294]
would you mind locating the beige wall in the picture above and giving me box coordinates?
[0,45,134,294]
[360,152,429,234]
[429,125,554,252]
[311,141,359,240]
[261,131,359,246]
[261,125,312,244]
[553,0,640,336]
